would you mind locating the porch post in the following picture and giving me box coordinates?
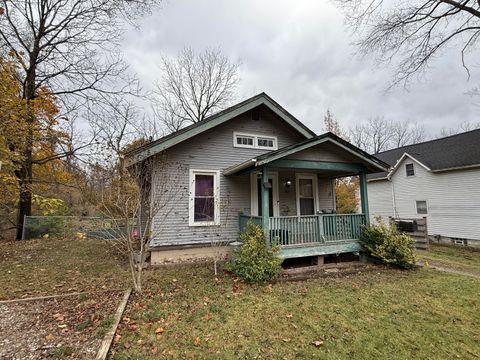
[359,171,370,224]
[261,165,270,241]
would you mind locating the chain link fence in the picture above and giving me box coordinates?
[22,216,136,240]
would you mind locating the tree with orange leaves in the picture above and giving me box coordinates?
[0,56,77,238]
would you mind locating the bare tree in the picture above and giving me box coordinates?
[350,116,395,153]
[103,154,186,292]
[438,120,480,137]
[0,0,161,239]
[207,195,232,276]
[391,120,427,148]
[350,117,427,153]
[155,47,241,133]
[324,109,350,141]
[335,0,480,86]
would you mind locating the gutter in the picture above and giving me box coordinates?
[223,158,257,176]
[431,163,480,173]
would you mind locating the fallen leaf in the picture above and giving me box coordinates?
[312,340,324,347]
[155,327,164,334]
[286,314,293,318]
[282,338,291,343]
[114,334,121,344]
[45,333,54,341]
[151,346,158,354]
[202,313,213,321]
[194,337,201,347]
[53,313,65,321]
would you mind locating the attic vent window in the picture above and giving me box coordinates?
[251,111,260,121]
[233,132,277,150]
[406,163,415,177]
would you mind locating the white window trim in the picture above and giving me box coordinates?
[250,172,279,217]
[415,200,428,215]
[189,169,220,227]
[295,173,319,216]
[405,163,415,177]
[233,132,278,150]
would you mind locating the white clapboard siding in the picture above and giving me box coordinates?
[368,158,480,240]
[367,180,393,223]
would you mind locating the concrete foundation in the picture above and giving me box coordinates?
[150,245,231,265]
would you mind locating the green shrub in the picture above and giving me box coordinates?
[227,222,283,283]
[360,218,417,269]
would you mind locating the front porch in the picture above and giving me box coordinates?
[239,213,366,258]
[225,133,390,260]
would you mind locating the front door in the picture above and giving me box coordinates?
[250,172,279,217]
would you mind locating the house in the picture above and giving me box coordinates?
[126,93,389,264]
[367,129,480,246]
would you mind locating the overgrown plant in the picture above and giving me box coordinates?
[207,195,232,276]
[227,222,283,283]
[360,217,417,269]
[101,154,186,292]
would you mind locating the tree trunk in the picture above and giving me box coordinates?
[15,62,37,240]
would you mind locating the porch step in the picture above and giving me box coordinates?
[279,261,370,282]
[279,242,362,259]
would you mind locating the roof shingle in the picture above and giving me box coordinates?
[369,128,480,180]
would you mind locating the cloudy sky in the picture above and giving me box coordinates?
[122,0,479,136]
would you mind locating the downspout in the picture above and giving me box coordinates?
[389,175,398,218]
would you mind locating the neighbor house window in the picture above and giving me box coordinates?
[406,163,415,177]
[233,132,277,150]
[416,200,428,215]
[189,170,220,226]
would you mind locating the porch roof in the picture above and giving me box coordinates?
[224,132,390,176]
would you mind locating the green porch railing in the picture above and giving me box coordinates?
[238,213,263,233]
[238,212,366,247]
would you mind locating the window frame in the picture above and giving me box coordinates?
[233,132,278,150]
[189,169,220,226]
[405,163,415,177]
[295,173,319,216]
[415,200,428,215]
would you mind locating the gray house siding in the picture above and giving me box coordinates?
[149,107,307,247]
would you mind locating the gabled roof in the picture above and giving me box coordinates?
[224,132,390,175]
[126,92,316,165]
[368,128,480,181]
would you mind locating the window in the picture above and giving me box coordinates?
[296,174,318,216]
[189,170,220,226]
[257,137,275,148]
[233,132,277,150]
[236,135,254,147]
[416,200,428,215]
[406,163,415,177]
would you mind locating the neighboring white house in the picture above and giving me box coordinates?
[367,129,480,245]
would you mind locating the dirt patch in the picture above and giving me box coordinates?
[0,291,122,359]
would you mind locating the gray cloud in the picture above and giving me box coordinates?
[122,0,480,136]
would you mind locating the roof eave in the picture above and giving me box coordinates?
[126,93,316,166]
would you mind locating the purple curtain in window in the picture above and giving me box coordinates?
[194,174,214,221]
[195,175,214,196]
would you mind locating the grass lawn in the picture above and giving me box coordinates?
[0,238,129,299]
[111,265,480,359]
[1,238,479,359]
[417,243,480,275]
